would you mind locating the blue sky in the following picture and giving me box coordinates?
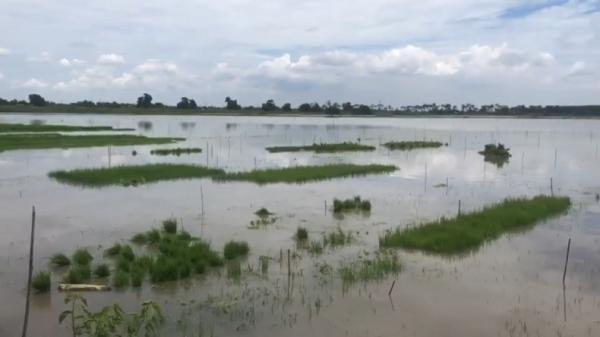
[0,0,598,106]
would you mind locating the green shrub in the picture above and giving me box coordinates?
[162,218,177,234]
[104,243,122,257]
[93,264,111,278]
[131,233,147,244]
[120,245,135,262]
[295,227,308,241]
[223,241,249,260]
[49,253,71,267]
[113,270,130,289]
[32,271,51,292]
[333,196,371,213]
[64,264,91,284]
[72,249,93,265]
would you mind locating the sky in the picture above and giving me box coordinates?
[0,0,599,107]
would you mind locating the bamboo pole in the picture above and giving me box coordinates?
[21,206,36,337]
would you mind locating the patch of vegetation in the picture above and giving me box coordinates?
[93,264,111,278]
[226,260,242,281]
[150,147,202,156]
[49,164,224,187]
[72,248,93,265]
[254,208,273,217]
[333,196,371,213]
[479,143,511,167]
[0,133,181,152]
[266,142,375,153]
[32,271,51,293]
[307,241,324,255]
[223,241,250,260]
[131,233,148,244]
[162,218,177,234]
[215,164,396,184]
[339,252,401,287]
[64,264,92,284]
[383,141,444,150]
[295,227,308,241]
[380,195,571,254]
[323,228,354,247]
[113,270,130,289]
[0,123,121,133]
[49,253,71,267]
[104,243,122,257]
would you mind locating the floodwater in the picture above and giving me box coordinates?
[1,113,600,337]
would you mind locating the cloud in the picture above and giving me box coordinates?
[0,48,10,56]
[20,78,48,89]
[27,51,52,63]
[97,53,125,65]
[59,58,84,67]
[0,72,4,80]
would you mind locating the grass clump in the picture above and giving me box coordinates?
[383,141,444,151]
[216,164,396,184]
[162,218,177,234]
[333,196,371,213]
[120,245,135,262]
[93,264,111,278]
[323,228,353,247]
[150,147,202,156]
[254,208,272,217]
[380,195,571,254]
[49,253,71,267]
[104,243,122,257]
[113,270,130,289]
[295,227,308,241]
[32,271,51,293]
[266,142,375,153]
[49,164,225,187]
[339,252,401,287]
[479,143,511,167]
[64,265,92,284]
[72,248,93,266]
[0,133,181,153]
[223,241,250,260]
[131,233,147,244]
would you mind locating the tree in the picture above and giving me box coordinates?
[281,103,292,112]
[176,97,198,109]
[261,99,278,112]
[136,93,153,108]
[324,102,341,115]
[342,102,353,113]
[356,104,372,115]
[225,96,241,110]
[28,94,47,107]
[298,102,322,113]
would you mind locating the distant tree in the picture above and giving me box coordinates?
[0,98,8,105]
[261,99,278,112]
[28,94,48,107]
[72,100,95,107]
[176,97,199,109]
[298,102,322,113]
[356,104,372,115]
[281,103,292,112]
[225,96,241,110]
[324,102,341,115]
[136,93,153,108]
[342,102,353,113]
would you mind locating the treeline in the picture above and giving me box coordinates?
[1,93,600,117]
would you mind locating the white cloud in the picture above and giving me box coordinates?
[97,53,125,65]
[0,48,10,56]
[27,51,52,63]
[59,58,84,67]
[0,72,4,80]
[21,78,48,89]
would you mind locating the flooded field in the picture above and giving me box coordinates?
[1,114,600,337]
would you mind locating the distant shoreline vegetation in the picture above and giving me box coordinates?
[266,142,375,153]
[150,147,202,156]
[2,93,600,117]
[383,141,445,151]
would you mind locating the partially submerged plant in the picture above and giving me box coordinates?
[323,228,354,247]
[72,248,93,266]
[339,252,401,288]
[333,196,371,213]
[32,271,51,293]
[93,264,111,278]
[162,218,177,234]
[383,141,444,151]
[223,241,250,260]
[49,253,71,267]
[295,227,308,241]
[479,143,511,167]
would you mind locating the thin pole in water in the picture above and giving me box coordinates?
[458,200,461,217]
[388,280,396,297]
[200,185,205,216]
[424,163,427,193]
[550,178,554,196]
[21,206,36,337]
[562,237,571,288]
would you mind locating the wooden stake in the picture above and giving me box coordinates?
[562,237,571,287]
[551,178,554,196]
[388,280,396,297]
[287,249,291,279]
[21,206,36,337]
[458,200,462,217]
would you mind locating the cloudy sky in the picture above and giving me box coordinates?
[0,0,599,106]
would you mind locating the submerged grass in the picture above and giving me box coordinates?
[266,142,375,153]
[223,241,250,260]
[150,147,202,156]
[323,228,354,247]
[479,143,511,167]
[0,123,124,133]
[333,196,371,213]
[0,133,181,152]
[50,164,396,187]
[49,253,71,267]
[32,271,51,293]
[380,195,571,254]
[339,252,401,287]
[383,140,445,150]
[72,248,93,265]
[49,164,225,187]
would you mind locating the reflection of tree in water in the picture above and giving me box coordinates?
[226,123,237,131]
[180,122,196,130]
[137,120,153,131]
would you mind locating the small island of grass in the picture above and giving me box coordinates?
[266,142,375,153]
[150,147,202,156]
[0,133,182,152]
[479,143,511,167]
[379,195,570,255]
[333,196,371,213]
[383,141,445,151]
[0,123,130,133]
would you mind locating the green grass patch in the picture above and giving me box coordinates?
[162,218,177,234]
[295,227,308,241]
[150,147,202,156]
[380,195,571,254]
[113,270,130,289]
[93,264,111,278]
[104,243,122,257]
[215,164,396,184]
[49,253,71,267]
[383,141,445,150]
[339,252,401,287]
[479,143,511,167]
[32,271,51,293]
[0,123,121,133]
[72,248,93,265]
[0,133,181,152]
[323,228,354,247]
[333,196,371,213]
[223,241,250,260]
[266,142,375,153]
[49,164,224,187]
[64,264,92,284]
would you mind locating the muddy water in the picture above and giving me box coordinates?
[1,114,600,337]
